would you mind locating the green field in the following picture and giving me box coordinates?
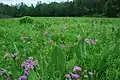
[0,17,120,80]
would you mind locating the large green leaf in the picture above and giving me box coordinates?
[50,46,65,73]
[28,70,38,80]
[75,38,87,60]
[10,42,20,79]
[10,58,19,79]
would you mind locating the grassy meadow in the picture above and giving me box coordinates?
[0,17,120,80]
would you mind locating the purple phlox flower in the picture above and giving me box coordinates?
[18,75,27,80]
[0,70,6,75]
[23,36,28,39]
[6,77,11,80]
[85,39,96,44]
[21,62,27,68]
[90,40,96,44]
[4,53,9,58]
[60,45,66,49]
[50,40,54,45]
[21,57,37,70]
[88,72,93,76]
[85,39,91,44]
[27,65,34,70]
[24,70,29,75]
[71,73,79,79]
[73,66,82,72]
[65,74,71,79]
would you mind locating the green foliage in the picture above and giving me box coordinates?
[50,46,65,73]
[19,16,33,24]
[75,38,86,60]
[28,70,38,80]
[0,17,120,80]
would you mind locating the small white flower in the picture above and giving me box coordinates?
[77,35,81,39]
[63,26,67,30]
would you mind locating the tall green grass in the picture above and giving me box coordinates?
[0,17,120,80]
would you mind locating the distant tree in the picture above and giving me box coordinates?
[34,1,42,16]
[0,0,120,17]
[17,2,29,16]
[104,0,119,17]
[55,2,66,16]
[28,4,35,16]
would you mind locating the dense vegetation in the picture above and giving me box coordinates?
[0,17,120,80]
[0,0,120,18]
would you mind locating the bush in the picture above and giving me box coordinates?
[19,16,33,24]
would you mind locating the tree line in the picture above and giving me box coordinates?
[0,0,120,17]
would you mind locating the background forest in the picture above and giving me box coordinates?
[0,0,120,18]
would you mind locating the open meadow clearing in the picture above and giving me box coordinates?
[0,17,120,80]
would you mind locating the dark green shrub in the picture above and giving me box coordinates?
[19,16,33,24]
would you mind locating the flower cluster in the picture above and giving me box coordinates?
[11,53,17,60]
[44,32,51,37]
[60,45,66,49]
[4,53,9,59]
[73,66,82,72]
[0,70,6,75]
[19,57,38,80]
[6,77,11,80]
[23,36,29,39]
[66,66,82,80]
[21,36,31,44]
[85,38,96,44]
[18,75,27,80]
[65,66,93,80]
[50,40,54,45]
[4,52,18,60]
[0,70,11,80]
[21,57,38,70]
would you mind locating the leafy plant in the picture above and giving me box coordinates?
[19,16,33,24]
